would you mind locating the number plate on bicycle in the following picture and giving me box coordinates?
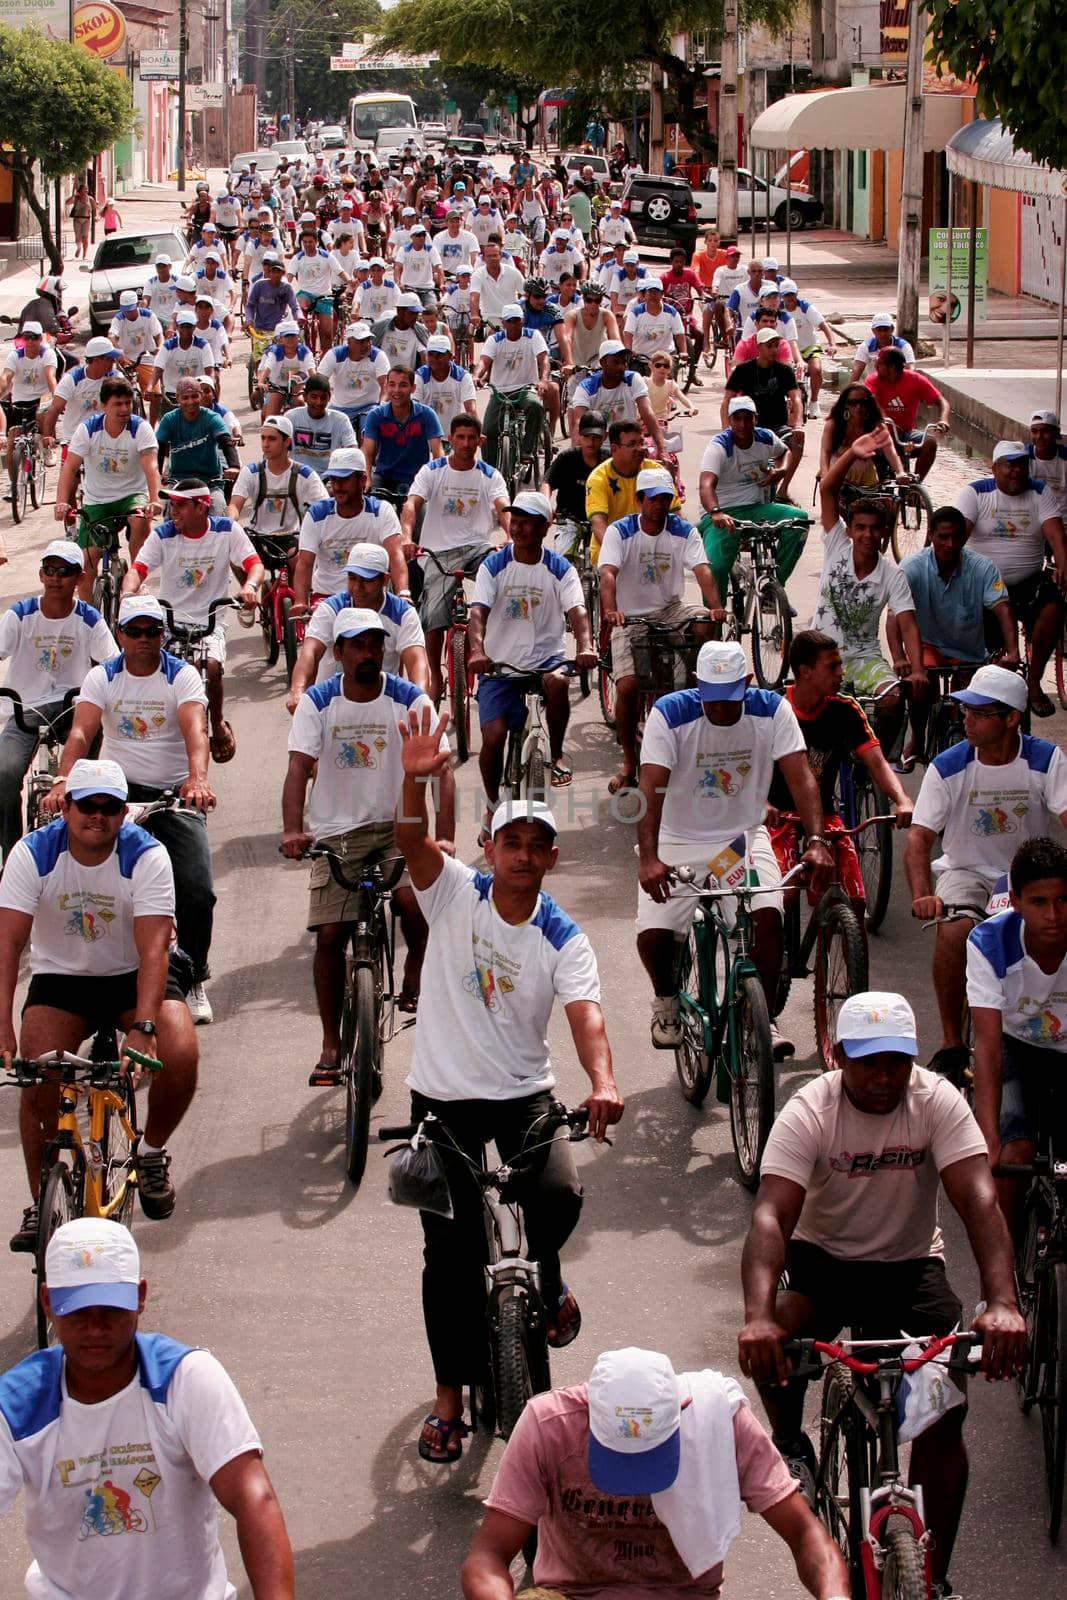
[705,834,749,892]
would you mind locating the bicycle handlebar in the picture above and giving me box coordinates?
[993,1157,1067,1179]
[379,1102,589,1144]
[0,686,79,739]
[673,859,809,895]
[158,595,237,643]
[782,1330,979,1379]
[921,903,988,930]
[4,1046,162,1085]
[772,811,898,837]
[481,661,581,680]
[306,842,403,894]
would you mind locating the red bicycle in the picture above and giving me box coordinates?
[249,532,300,677]
[413,546,476,763]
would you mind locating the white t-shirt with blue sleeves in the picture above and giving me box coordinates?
[912,733,1067,876]
[68,413,157,504]
[570,369,648,429]
[408,852,601,1100]
[954,475,1057,585]
[78,651,207,790]
[0,818,174,976]
[0,597,115,711]
[967,909,1067,1052]
[306,590,425,678]
[640,686,806,847]
[297,496,401,597]
[473,546,584,671]
[317,343,390,410]
[699,426,787,508]
[596,512,706,617]
[623,300,684,356]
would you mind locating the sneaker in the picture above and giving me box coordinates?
[771,1022,795,1061]
[135,1142,175,1220]
[805,402,819,420]
[932,1582,962,1600]
[187,982,213,1025]
[776,1432,817,1509]
[9,1203,38,1253]
[651,995,683,1050]
[689,372,703,387]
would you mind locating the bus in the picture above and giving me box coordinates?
[348,92,419,154]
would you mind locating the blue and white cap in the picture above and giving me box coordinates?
[66,758,128,802]
[695,641,747,702]
[46,1218,140,1316]
[836,991,918,1059]
[587,1348,682,1494]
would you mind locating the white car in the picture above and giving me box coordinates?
[561,151,611,183]
[695,167,823,231]
[421,121,448,144]
[273,139,309,161]
[81,228,190,336]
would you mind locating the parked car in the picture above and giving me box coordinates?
[421,121,448,143]
[459,121,485,137]
[81,229,190,335]
[696,168,823,231]
[620,172,698,253]
[273,139,308,161]
[561,151,611,184]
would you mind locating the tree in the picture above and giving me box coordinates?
[0,25,134,271]
[926,0,1066,171]
[372,0,799,157]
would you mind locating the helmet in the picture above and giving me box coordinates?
[524,277,549,297]
[580,281,605,300]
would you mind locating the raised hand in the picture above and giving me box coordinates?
[398,702,451,779]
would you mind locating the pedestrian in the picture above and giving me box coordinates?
[0,1217,295,1599]
[68,183,95,260]
[100,196,122,235]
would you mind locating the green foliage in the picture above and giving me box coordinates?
[0,24,133,180]
[926,0,1067,172]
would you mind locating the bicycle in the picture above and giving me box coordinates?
[785,1330,979,1599]
[567,520,597,696]
[836,679,909,933]
[484,661,579,802]
[249,531,299,671]
[557,363,594,438]
[3,1043,162,1348]
[1055,610,1067,713]
[487,385,551,501]
[446,309,474,372]
[723,517,812,691]
[245,325,272,408]
[702,295,736,375]
[66,505,132,632]
[9,412,49,524]
[308,844,412,1187]
[600,615,706,757]
[158,596,238,680]
[0,687,79,835]
[884,422,940,562]
[919,899,998,1101]
[413,545,477,763]
[378,1100,599,1439]
[671,858,807,1188]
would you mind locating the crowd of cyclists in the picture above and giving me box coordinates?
[0,130,1063,1600]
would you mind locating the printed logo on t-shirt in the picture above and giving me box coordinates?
[1016,999,1065,1044]
[971,805,1016,836]
[463,961,501,1011]
[640,553,672,585]
[100,449,131,477]
[35,635,73,673]
[178,555,216,589]
[990,515,1029,539]
[333,732,374,768]
[692,750,750,801]
[80,1479,149,1538]
[829,1145,926,1177]
[58,891,116,942]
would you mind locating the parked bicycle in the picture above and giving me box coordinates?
[0,687,78,835]
[412,545,477,763]
[9,413,49,524]
[723,517,812,691]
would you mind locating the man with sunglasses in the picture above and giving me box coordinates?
[0,756,200,1251]
[48,593,219,1027]
[0,540,116,860]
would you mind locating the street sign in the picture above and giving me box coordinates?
[139,48,180,79]
[329,57,359,70]
[188,83,225,109]
[0,0,70,41]
[341,41,359,58]
[331,52,437,69]
[928,226,988,323]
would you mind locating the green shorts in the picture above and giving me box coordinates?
[844,654,897,697]
[801,344,823,360]
[77,494,147,549]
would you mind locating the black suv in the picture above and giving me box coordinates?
[621,173,698,253]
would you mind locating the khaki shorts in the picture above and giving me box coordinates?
[636,825,783,936]
[307,823,407,929]
[610,598,706,681]
[933,865,1001,917]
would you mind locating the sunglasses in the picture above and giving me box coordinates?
[121,623,164,639]
[71,796,125,817]
[40,563,79,578]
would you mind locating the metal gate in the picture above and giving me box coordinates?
[1021,193,1063,302]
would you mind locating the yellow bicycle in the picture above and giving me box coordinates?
[5,1044,161,1348]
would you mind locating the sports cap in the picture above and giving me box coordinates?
[368,255,387,268]
[118,594,165,627]
[870,312,895,328]
[262,252,282,266]
[728,395,758,414]
[622,250,640,264]
[154,253,172,266]
[578,410,608,436]
[396,292,423,310]
[174,309,197,326]
[85,336,121,358]
[261,415,294,439]
[756,327,780,345]
[275,319,300,336]
[346,322,372,340]
[46,1218,140,1317]
[950,663,1028,712]
[346,543,389,577]
[66,757,129,802]
[635,469,675,498]
[411,224,427,235]
[1030,409,1060,428]
[21,320,44,336]
[174,275,196,292]
[599,339,626,358]
[778,278,798,295]
[203,250,222,264]
[41,539,84,570]
[836,991,918,1059]
[724,243,741,256]
[333,606,386,640]
[761,256,780,271]
[587,1348,682,1494]
[695,640,748,701]
[118,291,139,308]
[426,334,452,353]
[507,490,552,520]
[609,198,622,208]
[326,446,367,478]
[489,798,558,839]
[991,439,1029,464]
[195,293,215,306]
[757,284,780,300]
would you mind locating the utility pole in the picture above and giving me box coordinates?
[896,0,927,344]
[719,0,739,239]
[648,68,664,175]
[286,8,296,130]
[177,0,189,192]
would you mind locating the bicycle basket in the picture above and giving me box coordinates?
[388,1138,453,1217]
[630,626,699,693]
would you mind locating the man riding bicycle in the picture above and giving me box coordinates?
[475,303,550,472]
[864,347,950,480]
[0,320,58,485]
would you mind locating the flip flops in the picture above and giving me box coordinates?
[418,1412,468,1464]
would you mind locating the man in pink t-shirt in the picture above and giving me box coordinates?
[864,347,950,479]
[461,1346,847,1600]
[731,310,792,369]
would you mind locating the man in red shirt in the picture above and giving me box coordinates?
[660,245,707,382]
[864,347,950,480]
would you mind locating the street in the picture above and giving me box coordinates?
[0,209,1064,1599]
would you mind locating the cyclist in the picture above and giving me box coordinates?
[291,225,336,350]
[467,489,596,817]
[192,294,229,369]
[213,184,244,267]
[282,607,451,1064]
[475,303,549,471]
[598,195,635,250]
[227,415,325,540]
[108,291,164,398]
[538,228,585,288]
[562,280,620,374]
[469,238,527,330]
[155,376,241,515]
[393,717,623,1464]
[722,327,804,501]
[288,541,428,709]
[708,241,746,352]
[739,283,802,368]
[635,637,829,1056]
[243,254,300,338]
[369,291,430,372]
[17,274,65,342]
[0,540,115,860]
[659,245,707,380]
[544,409,608,560]
[887,505,1017,768]
[285,374,358,475]
[905,663,1067,1083]
[779,280,835,419]
[40,338,121,454]
[864,347,950,479]
[53,376,160,601]
[1,754,200,1245]
[1026,407,1067,514]
[698,394,811,608]
[148,310,216,423]
[296,446,407,608]
[469,193,506,253]
[691,222,729,287]
[849,311,916,382]
[315,322,389,430]
[463,1343,848,1600]
[725,257,765,333]
[810,426,924,755]
[622,278,687,364]
[256,319,315,422]
[586,418,681,566]
[141,255,179,326]
[436,210,481,281]
[954,440,1067,719]
[737,990,1025,1598]
[413,335,478,433]
[730,304,793,368]
[361,365,444,505]
[396,222,444,304]
[353,257,399,324]
[820,381,903,487]
[566,338,664,451]
[0,320,58,485]
[608,250,649,321]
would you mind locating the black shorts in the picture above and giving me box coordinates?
[217,227,239,242]
[2,399,40,430]
[24,965,186,1026]
[783,1240,962,1341]
[1005,570,1065,634]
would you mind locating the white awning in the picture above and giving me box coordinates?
[750,84,967,153]
[946,118,1067,197]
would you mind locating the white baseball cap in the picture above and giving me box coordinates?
[45,1218,140,1316]
[346,322,372,340]
[368,255,386,268]
[326,446,367,478]
[695,640,748,701]
[154,253,172,266]
[174,309,197,326]
[501,302,524,321]
[174,274,197,292]
[396,292,423,310]
[756,326,780,345]
[426,334,452,354]
[950,662,1028,712]
[118,290,139,308]
[599,338,626,358]
[1030,410,1060,428]
[118,594,165,626]
[622,250,640,264]
[991,439,1029,464]
[757,283,780,300]
[836,991,918,1059]
[333,606,386,640]
[507,490,552,520]
[587,1348,682,1494]
[635,468,675,498]
[761,256,780,271]
[21,320,44,337]
[346,542,389,577]
[728,395,758,414]
[275,319,300,336]
[85,335,121,358]
[41,539,84,570]
[870,312,895,328]
[489,797,558,839]
[195,293,216,306]
[261,415,294,439]
[778,278,798,295]
[66,757,129,803]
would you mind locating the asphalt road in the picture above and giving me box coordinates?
[0,290,1064,1599]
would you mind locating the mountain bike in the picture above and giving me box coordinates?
[67,505,132,632]
[3,1043,162,1348]
[599,614,706,748]
[9,413,48,524]
[487,386,551,501]
[158,596,238,680]
[724,517,812,691]
[484,661,579,802]
[249,531,299,670]
[836,679,909,933]
[413,545,479,763]
[785,1331,979,1599]
[446,309,474,372]
[0,687,79,834]
[884,422,940,562]
[379,1101,599,1439]
[308,843,412,1187]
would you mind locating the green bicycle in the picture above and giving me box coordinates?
[672,854,806,1188]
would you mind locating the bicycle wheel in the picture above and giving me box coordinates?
[1056,611,1067,712]
[854,776,893,933]
[578,572,598,698]
[682,330,699,393]
[1040,1260,1067,1540]
[818,1362,869,1596]
[10,444,28,524]
[35,1163,78,1349]
[522,743,547,801]
[729,974,775,1189]
[598,655,617,730]
[29,443,45,510]
[890,483,933,563]
[1017,1189,1047,1414]
[496,430,517,502]
[539,412,554,476]
[448,627,470,763]
[261,595,280,667]
[102,1073,137,1229]
[674,922,713,1106]
[751,579,792,691]
[344,961,380,1188]
[881,1514,927,1600]
[495,1291,546,1440]
[281,597,300,686]
[813,900,867,1073]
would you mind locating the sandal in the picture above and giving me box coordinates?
[607,769,637,796]
[418,1411,468,1464]
[308,1061,341,1087]
[551,762,573,788]
[546,1283,582,1349]
[210,720,237,763]
[1030,690,1056,719]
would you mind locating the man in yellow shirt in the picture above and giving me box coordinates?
[587,419,681,564]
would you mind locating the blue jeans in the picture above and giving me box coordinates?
[127,783,216,983]
[0,698,66,861]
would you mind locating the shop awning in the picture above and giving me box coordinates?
[750,84,966,153]
[945,117,1066,197]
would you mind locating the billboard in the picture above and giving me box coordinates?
[139,48,180,79]
[928,226,988,323]
[72,0,125,59]
[0,0,71,40]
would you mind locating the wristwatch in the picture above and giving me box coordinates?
[129,1020,157,1038]
[806,835,832,849]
